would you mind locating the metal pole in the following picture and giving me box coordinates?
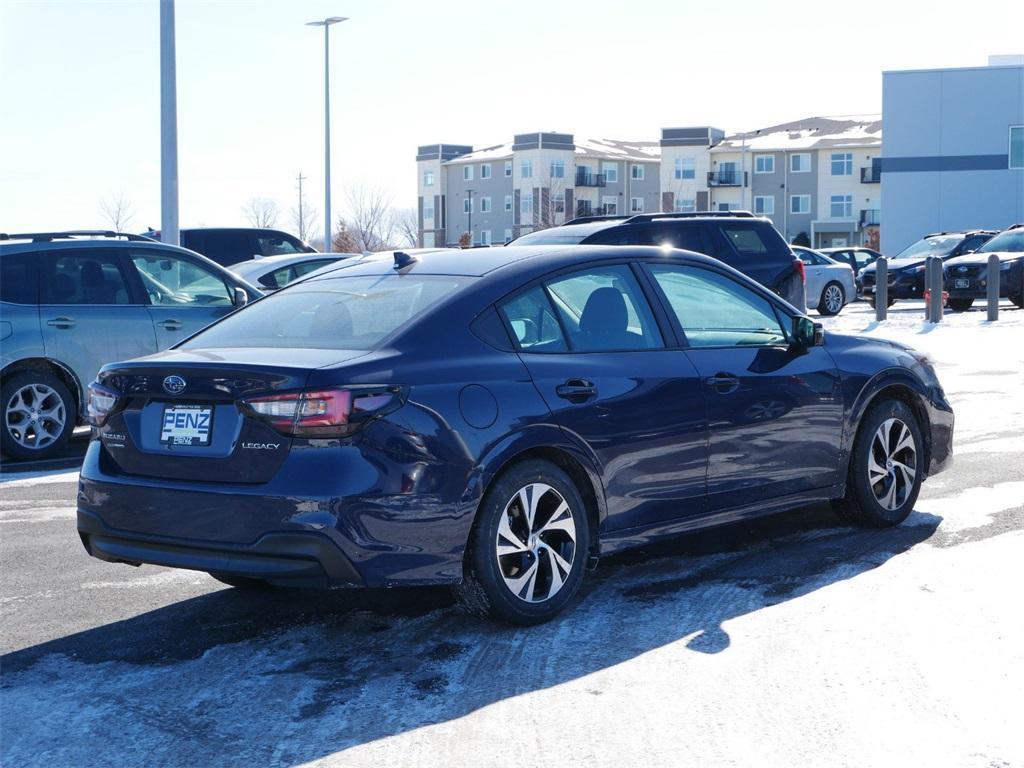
[296,172,306,241]
[875,257,887,321]
[467,189,473,243]
[159,0,179,246]
[926,256,941,323]
[323,24,331,251]
[987,254,1000,321]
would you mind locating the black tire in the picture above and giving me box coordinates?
[1011,293,1023,309]
[209,573,273,590]
[1,370,76,461]
[817,281,846,316]
[832,398,924,528]
[455,459,590,625]
[948,298,974,312]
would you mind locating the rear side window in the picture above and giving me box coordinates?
[720,224,769,255]
[644,225,712,254]
[191,232,251,266]
[183,274,467,351]
[0,253,39,304]
[40,251,133,305]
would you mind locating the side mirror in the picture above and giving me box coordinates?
[232,287,249,307]
[792,316,824,347]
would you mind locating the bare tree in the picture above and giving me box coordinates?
[99,191,135,232]
[331,217,362,253]
[392,208,419,247]
[291,201,318,244]
[335,185,400,252]
[242,197,280,228]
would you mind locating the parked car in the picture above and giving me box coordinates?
[0,230,262,460]
[942,224,1024,311]
[858,230,997,308]
[230,253,358,291]
[142,227,316,267]
[792,246,856,316]
[512,211,807,312]
[78,245,952,625]
[819,246,882,277]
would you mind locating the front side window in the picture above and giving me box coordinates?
[544,265,662,352]
[520,160,533,179]
[41,251,133,305]
[602,162,618,183]
[184,274,467,351]
[830,194,853,218]
[650,265,787,348]
[550,160,565,178]
[791,195,811,214]
[791,153,810,173]
[463,165,473,181]
[754,155,775,174]
[831,152,853,176]
[131,252,232,307]
[480,164,492,179]
[631,164,645,180]
[754,195,775,215]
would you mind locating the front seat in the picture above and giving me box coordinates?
[80,261,121,304]
[577,287,644,350]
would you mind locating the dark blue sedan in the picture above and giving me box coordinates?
[79,245,953,624]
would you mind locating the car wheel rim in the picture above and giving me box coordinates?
[495,482,577,603]
[868,417,917,511]
[5,383,66,450]
[825,285,843,313]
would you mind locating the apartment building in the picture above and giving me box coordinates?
[417,117,882,248]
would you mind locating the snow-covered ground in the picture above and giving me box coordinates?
[1,300,1022,768]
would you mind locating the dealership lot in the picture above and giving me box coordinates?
[2,300,1022,768]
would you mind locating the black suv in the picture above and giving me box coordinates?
[858,230,997,308]
[142,228,316,267]
[943,224,1024,311]
[513,212,807,311]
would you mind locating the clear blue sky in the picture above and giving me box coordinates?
[2,0,1021,237]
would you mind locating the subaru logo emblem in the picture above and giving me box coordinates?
[162,375,187,395]
[957,266,967,273]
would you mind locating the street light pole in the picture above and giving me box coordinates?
[160,0,179,246]
[306,16,348,251]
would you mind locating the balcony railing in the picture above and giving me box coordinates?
[860,208,881,226]
[860,166,880,183]
[707,170,747,187]
[575,170,607,187]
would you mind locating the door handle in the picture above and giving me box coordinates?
[705,372,740,393]
[46,316,76,329]
[157,319,183,331]
[556,379,597,402]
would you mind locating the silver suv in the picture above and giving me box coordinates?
[0,231,262,460]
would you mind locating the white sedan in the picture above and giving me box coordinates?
[229,252,358,291]
[793,246,857,316]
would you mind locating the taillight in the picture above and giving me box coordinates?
[793,257,806,284]
[244,386,403,437]
[86,381,120,426]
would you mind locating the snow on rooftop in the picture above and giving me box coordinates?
[714,115,882,152]
[574,137,661,161]
[446,142,514,163]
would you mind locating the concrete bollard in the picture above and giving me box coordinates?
[875,257,887,321]
[988,253,1000,321]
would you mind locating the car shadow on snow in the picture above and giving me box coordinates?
[1,505,941,767]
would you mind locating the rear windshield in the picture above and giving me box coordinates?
[893,235,964,260]
[182,274,468,350]
[976,230,1024,253]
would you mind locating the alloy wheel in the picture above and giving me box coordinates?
[824,284,844,314]
[4,383,67,451]
[495,483,577,603]
[868,417,917,511]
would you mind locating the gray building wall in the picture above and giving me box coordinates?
[750,151,785,232]
[782,151,818,243]
[881,64,1024,253]
[444,158,514,245]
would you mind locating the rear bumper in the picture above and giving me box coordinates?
[78,508,364,588]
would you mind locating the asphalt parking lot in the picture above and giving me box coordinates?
[2,300,1023,767]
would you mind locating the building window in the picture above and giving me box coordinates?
[423,232,435,247]
[1011,126,1024,169]
[504,228,513,243]
[602,162,618,183]
[601,195,617,215]
[520,160,533,179]
[554,191,565,213]
[480,197,492,213]
[423,203,434,221]
[479,230,492,245]
[754,155,775,174]
[504,160,512,177]
[790,153,810,173]
[463,165,473,181]
[550,160,565,178]
[830,194,853,218]
[831,152,853,176]
[631,197,644,213]
[674,157,696,180]
[521,194,533,215]
[480,164,492,179]
[718,203,733,212]
[790,195,811,214]
[754,195,774,215]
[423,170,435,186]
[631,164,645,180]
[504,195,512,212]
[463,197,472,214]
[674,198,696,213]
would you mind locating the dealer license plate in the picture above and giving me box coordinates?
[954,279,970,289]
[160,404,213,446]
